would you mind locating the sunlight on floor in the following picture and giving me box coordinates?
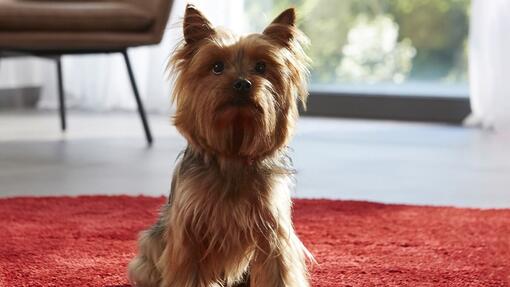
[1,111,510,208]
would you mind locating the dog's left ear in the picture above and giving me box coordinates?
[263,8,296,46]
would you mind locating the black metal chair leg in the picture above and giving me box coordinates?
[56,56,66,131]
[122,50,153,145]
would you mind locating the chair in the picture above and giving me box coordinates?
[0,0,175,145]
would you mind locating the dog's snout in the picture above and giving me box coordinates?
[233,78,252,93]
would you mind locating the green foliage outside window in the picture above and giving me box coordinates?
[244,0,470,86]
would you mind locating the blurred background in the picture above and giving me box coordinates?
[1,0,509,208]
[248,0,469,92]
[1,0,471,111]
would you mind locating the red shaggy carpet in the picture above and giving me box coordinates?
[1,196,509,287]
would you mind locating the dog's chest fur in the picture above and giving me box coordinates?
[166,148,294,282]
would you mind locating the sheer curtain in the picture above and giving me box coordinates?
[0,0,245,113]
[467,0,510,131]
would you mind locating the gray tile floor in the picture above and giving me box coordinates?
[1,111,510,208]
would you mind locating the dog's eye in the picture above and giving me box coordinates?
[212,62,224,75]
[254,62,266,74]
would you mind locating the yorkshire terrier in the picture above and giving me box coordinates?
[128,4,311,287]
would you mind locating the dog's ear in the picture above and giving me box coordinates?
[263,8,296,46]
[183,4,215,45]
[269,8,296,26]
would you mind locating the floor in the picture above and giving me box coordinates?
[1,111,510,208]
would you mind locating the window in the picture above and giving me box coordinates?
[244,0,470,98]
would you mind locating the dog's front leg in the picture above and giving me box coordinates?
[250,233,310,287]
[159,239,223,287]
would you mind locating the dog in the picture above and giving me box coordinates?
[128,4,312,287]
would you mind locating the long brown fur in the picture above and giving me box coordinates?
[128,5,312,287]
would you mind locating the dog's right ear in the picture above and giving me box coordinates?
[183,5,215,45]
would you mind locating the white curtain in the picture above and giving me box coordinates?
[467,0,510,130]
[0,0,245,113]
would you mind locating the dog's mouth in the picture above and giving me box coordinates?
[213,98,264,132]
[217,98,263,114]
[231,97,251,107]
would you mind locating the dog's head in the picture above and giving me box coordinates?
[170,5,310,160]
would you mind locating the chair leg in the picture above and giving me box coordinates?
[56,56,66,131]
[122,50,153,145]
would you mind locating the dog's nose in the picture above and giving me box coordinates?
[233,78,252,93]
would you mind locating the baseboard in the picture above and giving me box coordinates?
[0,86,41,109]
